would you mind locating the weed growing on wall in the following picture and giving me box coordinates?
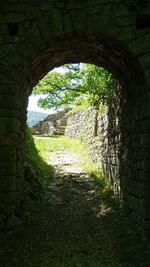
[21,127,54,223]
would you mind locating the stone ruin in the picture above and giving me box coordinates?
[32,107,71,136]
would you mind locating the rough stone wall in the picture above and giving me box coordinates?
[0,0,150,232]
[65,95,146,229]
[65,106,121,194]
[32,108,70,135]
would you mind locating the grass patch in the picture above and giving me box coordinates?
[34,135,125,213]
[34,135,101,175]
[34,135,112,198]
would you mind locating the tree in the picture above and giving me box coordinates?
[33,64,83,109]
[81,64,118,108]
[33,63,118,110]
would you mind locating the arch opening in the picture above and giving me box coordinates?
[29,62,122,194]
[23,34,144,100]
[23,34,145,228]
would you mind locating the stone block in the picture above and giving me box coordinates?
[62,12,74,34]
[0,133,23,149]
[128,34,150,56]
[118,26,136,42]
[26,22,42,47]
[36,16,52,42]
[52,9,63,37]
[145,68,150,85]
[0,24,8,34]
[0,44,14,59]
[0,162,17,176]
[128,180,144,198]
[140,133,150,149]
[138,52,150,70]
[71,9,86,31]
[141,100,150,119]
[0,191,19,204]
[0,96,22,109]
[0,202,17,216]
[0,12,25,23]
[0,109,19,118]
[0,118,21,135]
[127,195,145,216]
[66,1,82,9]
[0,147,16,161]
[140,149,150,159]
[17,41,35,59]
[0,176,17,192]
[113,3,130,17]
[26,6,41,18]
[39,1,53,11]
[6,51,27,67]
[116,16,135,26]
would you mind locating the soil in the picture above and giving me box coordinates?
[0,150,149,267]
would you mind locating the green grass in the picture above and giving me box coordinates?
[34,135,111,202]
[34,135,102,176]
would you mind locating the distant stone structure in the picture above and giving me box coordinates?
[32,108,70,136]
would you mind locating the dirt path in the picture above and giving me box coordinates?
[0,149,149,267]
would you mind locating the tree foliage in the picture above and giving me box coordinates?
[81,64,118,108]
[33,63,118,110]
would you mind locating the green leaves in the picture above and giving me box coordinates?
[81,64,118,109]
[33,63,118,110]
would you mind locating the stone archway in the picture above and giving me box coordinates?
[23,33,144,226]
[0,0,150,232]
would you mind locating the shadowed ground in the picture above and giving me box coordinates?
[0,148,150,267]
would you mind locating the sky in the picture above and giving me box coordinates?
[27,94,53,114]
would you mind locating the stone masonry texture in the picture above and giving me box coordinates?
[0,0,150,233]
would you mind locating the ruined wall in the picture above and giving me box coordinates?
[65,98,145,228]
[32,108,70,135]
[65,106,121,194]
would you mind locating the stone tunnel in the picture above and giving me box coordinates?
[0,0,150,233]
